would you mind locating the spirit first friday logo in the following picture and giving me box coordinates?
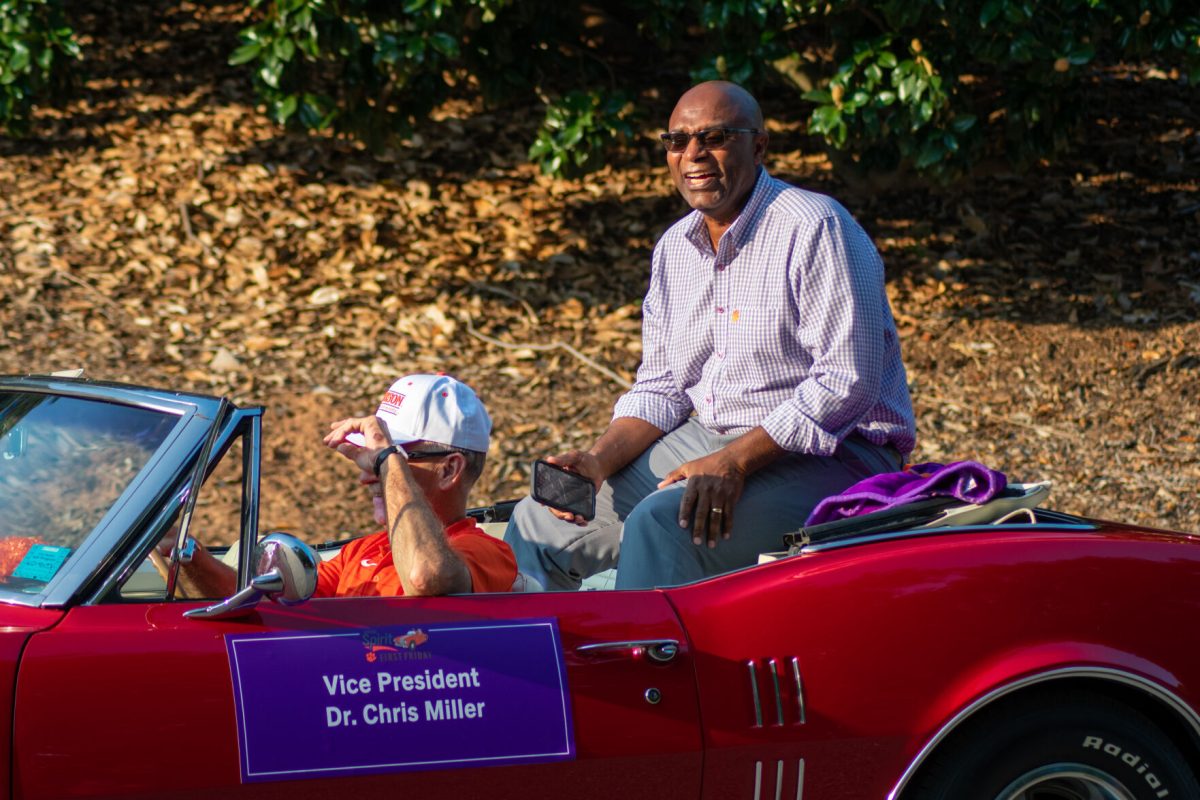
[361,628,429,662]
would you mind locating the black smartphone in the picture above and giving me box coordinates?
[531,459,596,521]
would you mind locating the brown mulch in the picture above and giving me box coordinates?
[1,1,1197,541]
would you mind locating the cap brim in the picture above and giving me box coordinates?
[343,431,421,449]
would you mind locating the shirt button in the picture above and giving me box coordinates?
[716,351,724,358]
[716,264,726,271]
[705,396,713,404]
[716,306,725,314]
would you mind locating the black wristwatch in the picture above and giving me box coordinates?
[373,444,408,477]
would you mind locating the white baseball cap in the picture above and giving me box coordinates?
[346,374,491,452]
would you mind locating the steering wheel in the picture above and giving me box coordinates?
[148,548,194,600]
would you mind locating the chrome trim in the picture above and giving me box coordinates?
[748,660,764,727]
[0,377,230,423]
[791,657,806,724]
[167,397,228,597]
[575,639,680,663]
[41,408,217,608]
[996,764,1133,800]
[801,521,1096,554]
[886,666,1200,800]
[0,376,232,607]
[185,567,281,620]
[796,759,805,800]
[768,658,785,725]
[88,483,188,603]
[753,761,763,800]
[84,406,260,604]
[238,413,263,589]
[775,760,784,800]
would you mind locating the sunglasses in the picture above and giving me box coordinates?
[659,127,760,153]
[405,449,457,461]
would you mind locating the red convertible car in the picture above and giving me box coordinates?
[0,374,1198,800]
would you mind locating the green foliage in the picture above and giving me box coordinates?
[528,89,635,177]
[798,0,1200,178]
[226,0,1200,179]
[0,0,80,137]
[229,0,586,151]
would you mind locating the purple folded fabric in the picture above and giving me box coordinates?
[804,461,1008,527]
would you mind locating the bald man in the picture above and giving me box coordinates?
[506,81,916,590]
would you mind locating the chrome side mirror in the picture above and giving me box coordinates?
[252,533,318,604]
[186,533,318,620]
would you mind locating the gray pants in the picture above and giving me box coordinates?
[503,419,902,590]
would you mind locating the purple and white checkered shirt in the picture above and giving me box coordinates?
[613,168,916,457]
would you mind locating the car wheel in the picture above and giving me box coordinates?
[909,690,1200,800]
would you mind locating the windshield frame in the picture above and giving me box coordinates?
[0,376,225,609]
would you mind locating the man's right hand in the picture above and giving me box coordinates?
[540,451,603,526]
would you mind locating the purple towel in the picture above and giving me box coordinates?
[804,461,1008,527]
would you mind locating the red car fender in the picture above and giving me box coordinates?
[890,642,1200,798]
[0,607,65,800]
[666,524,1200,800]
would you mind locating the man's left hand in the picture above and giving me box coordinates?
[324,415,393,474]
[658,451,746,548]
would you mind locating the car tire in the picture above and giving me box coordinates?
[909,689,1200,800]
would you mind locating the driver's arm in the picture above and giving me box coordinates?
[151,536,237,599]
[376,451,473,596]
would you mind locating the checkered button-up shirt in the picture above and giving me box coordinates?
[613,168,916,457]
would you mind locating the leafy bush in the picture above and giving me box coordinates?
[528,89,635,177]
[228,0,596,151]
[800,0,1200,179]
[0,0,80,136]
[227,0,1200,180]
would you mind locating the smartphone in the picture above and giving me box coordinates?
[531,459,596,521]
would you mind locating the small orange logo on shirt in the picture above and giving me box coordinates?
[731,310,740,323]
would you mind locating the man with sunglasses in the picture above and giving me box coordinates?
[166,374,516,598]
[505,80,915,591]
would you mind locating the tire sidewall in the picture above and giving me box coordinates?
[912,695,1198,799]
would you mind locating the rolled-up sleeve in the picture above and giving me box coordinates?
[759,215,886,455]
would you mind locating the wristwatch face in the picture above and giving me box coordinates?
[178,536,198,563]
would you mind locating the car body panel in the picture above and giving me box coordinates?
[668,525,1200,799]
[3,375,1199,799]
[13,592,702,800]
[0,607,63,800]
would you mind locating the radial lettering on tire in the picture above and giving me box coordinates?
[1083,736,1170,798]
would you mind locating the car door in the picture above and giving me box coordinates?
[12,589,702,800]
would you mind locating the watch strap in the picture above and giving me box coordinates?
[373,444,408,476]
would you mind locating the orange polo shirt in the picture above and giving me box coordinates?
[314,518,516,597]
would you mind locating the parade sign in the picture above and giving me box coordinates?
[226,618,574,782]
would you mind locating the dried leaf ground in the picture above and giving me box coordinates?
[1,1,1197,540]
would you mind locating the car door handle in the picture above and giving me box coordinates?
[576,639,680,663]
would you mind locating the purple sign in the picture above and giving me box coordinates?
[225,618,574,782]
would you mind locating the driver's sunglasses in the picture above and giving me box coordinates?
[405,448,457,461]
[659,127,760,153]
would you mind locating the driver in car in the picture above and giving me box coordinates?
[163,374,516,599]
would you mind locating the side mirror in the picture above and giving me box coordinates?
[186,533,318,620]
[251,533,318,604]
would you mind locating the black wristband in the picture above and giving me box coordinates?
[372,444,408,477]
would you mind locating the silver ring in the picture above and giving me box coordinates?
[710,507,723,515]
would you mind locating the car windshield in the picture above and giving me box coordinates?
[0,391,177,595]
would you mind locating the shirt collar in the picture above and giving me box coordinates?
[682,166,771,257]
